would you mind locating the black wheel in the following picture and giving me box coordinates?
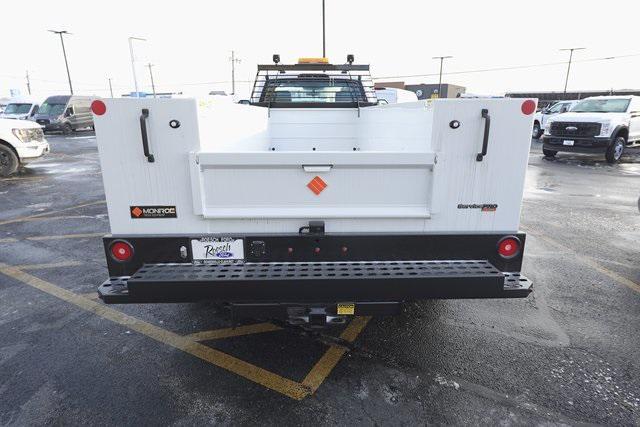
[62,123,73,135]
[0,145,19,177]
[605,136,625,164]
[532,121,543,139]
[543,148,557,158]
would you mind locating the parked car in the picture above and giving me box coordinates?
[0,118,49,176]
[542,96,640,163]
[532,100,579,139]
[33,95,95,134]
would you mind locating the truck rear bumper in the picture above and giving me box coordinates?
[98,260,532,304]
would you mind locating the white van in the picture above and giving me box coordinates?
[0,96,41,120]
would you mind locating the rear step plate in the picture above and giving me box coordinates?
[99,260,532,303]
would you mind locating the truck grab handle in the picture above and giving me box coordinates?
[139,108,155,163]
[476,108,490,162]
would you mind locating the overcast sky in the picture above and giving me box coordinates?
[2,0,639,100]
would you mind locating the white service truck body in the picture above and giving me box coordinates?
[94,62,534,323]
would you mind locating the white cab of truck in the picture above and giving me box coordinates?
[542,95,640,163]
[532,100,578,139]
[0,118,49,176]
[375,87,419,104]
[93,56,535,326]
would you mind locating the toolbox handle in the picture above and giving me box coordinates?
[303,165,332,173]
[476,108,490,162]
[139,108,155,163]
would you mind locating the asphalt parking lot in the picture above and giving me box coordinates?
[1,134,639,425]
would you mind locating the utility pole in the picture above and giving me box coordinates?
[322,0,326,57]
[128,36,147,97]
[48,30,73,94]
[108,78,114,98]
[229,51,241,95]
[25,71,31,95]
[560,47,585,94]
[146,63,156,98]
[432,56,453,98]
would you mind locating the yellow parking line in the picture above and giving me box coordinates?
[524,227,640,294]
[0,263,310,400]
[0,237,18,243]
[15,261,85,270]
[301,316,371,393]
[27,232,105,241]
[0,200,106,226]
[187,322,283,341]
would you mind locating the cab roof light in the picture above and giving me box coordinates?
[298,57,329,64]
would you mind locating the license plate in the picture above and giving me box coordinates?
[563,140,574,146]
[337,303,355,315]
[191,238,244,261]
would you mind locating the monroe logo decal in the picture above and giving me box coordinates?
[130,205,177,219]
[457,203,498,212]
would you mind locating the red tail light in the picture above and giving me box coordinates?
[110,240,134,262]
[497,236,520,259]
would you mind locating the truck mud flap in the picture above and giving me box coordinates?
[98,260,532,304]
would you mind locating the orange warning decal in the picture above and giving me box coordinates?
[307,176,327,195]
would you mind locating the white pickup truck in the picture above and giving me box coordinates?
[0,119,49,176]
[542,95,640,163]
[532,100,578,139]
[93,56,534,326]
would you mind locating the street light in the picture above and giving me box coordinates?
[48,30,73,94]
[128,36,147,97]
[560,47,585,94]
[432,56,453,98]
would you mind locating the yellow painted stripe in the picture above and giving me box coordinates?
[15,261,84,270]
[0,200,106,226]
[27,232,105,241]
[301,316,371,393]
[0,237,18,243]
[187,322,283,341]
[0,264,310,400]
[339,316,372,343]
[524,227,640,294]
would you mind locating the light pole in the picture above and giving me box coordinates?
[146,63,157,98]
[48,30,73,94]
[26,71,31,95]
[322,0,326,57]
[128,36,147,97]
[432,56,452,98]
[108,78,114,98]
[229,51,241,95]
[560,47,585,94]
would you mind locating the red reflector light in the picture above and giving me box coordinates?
[110,241,133,262]
[91,100,107,116]
[521,99,536,115]
[497,237,520,259]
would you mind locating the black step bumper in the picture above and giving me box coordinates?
[98,260,532,304]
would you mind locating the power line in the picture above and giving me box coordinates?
[372,53,640,80]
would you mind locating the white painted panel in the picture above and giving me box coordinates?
[95,97,532,235]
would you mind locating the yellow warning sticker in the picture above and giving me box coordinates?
[337,303,355,315]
